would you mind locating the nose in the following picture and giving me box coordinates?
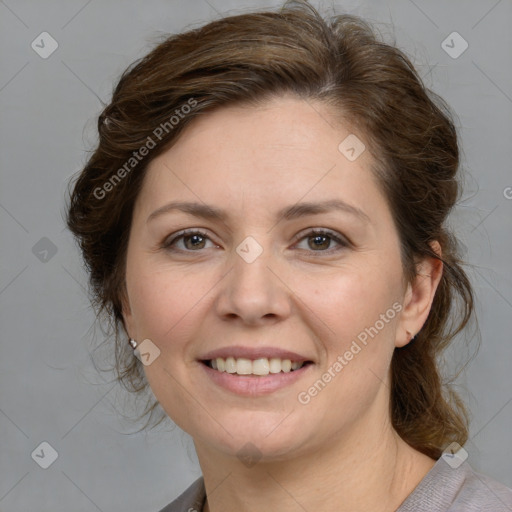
[214,241,292,326]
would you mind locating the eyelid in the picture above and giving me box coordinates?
[162,228,217,250]
[162,227,351,255]
[293,227,349,243]
[292,228,351,253]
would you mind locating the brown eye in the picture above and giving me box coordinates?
[308,234,331,250]
[295,229,348,254]
[183,233,207,250]
[162,230,216,252]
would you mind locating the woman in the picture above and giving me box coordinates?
[66,1,512,510]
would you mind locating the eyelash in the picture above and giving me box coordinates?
[161,228,349,255]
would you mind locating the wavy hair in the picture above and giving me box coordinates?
[67,1,474,458]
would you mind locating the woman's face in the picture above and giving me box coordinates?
[123,95,416,461]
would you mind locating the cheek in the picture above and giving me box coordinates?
[125,265,217,425]
[295,269,401,422]
[305,263,402,345]
[126,263,213,344]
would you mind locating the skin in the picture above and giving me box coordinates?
[122,94,443,512]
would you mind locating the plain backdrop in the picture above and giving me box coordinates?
[0,0,511,510]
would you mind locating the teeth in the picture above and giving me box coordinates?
[269,357,282,374]
[281,359,292,372]
[252,358,270,376]
[209,357,306,375]
[225,357,236,374]
[236,358,252,375]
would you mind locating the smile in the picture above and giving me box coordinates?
[203,357,310,376]
[199,358,314,396]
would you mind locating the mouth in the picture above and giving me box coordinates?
[197,346,315,395]
[201,357,313,376]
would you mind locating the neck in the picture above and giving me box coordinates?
[195,414,435,512]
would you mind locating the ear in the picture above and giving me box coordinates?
[396,241,443,348]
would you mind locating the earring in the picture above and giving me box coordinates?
[406,331,416,342]
[129,338,142,360]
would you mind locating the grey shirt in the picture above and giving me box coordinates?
[158,457,512,512]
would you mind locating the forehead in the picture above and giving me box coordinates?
[135,95,387,223]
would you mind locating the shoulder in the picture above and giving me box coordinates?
[454,465,512,512]
[158,476,206,512]
[398,457,512,512]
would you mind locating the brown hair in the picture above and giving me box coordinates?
[66,0,474,458]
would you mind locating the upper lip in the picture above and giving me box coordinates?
[199,345,313,363]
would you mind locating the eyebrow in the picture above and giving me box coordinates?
[146,199,370,224]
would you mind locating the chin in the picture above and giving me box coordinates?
[192,410,315,462]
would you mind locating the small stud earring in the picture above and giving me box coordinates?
[129,339,138,350]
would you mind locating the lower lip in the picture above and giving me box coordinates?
[199,361,313,396]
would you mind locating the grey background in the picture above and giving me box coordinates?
[1,0,511,510]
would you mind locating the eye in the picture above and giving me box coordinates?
[294,229,349,253]
[161,228,349,254]
[162,229,218,252]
